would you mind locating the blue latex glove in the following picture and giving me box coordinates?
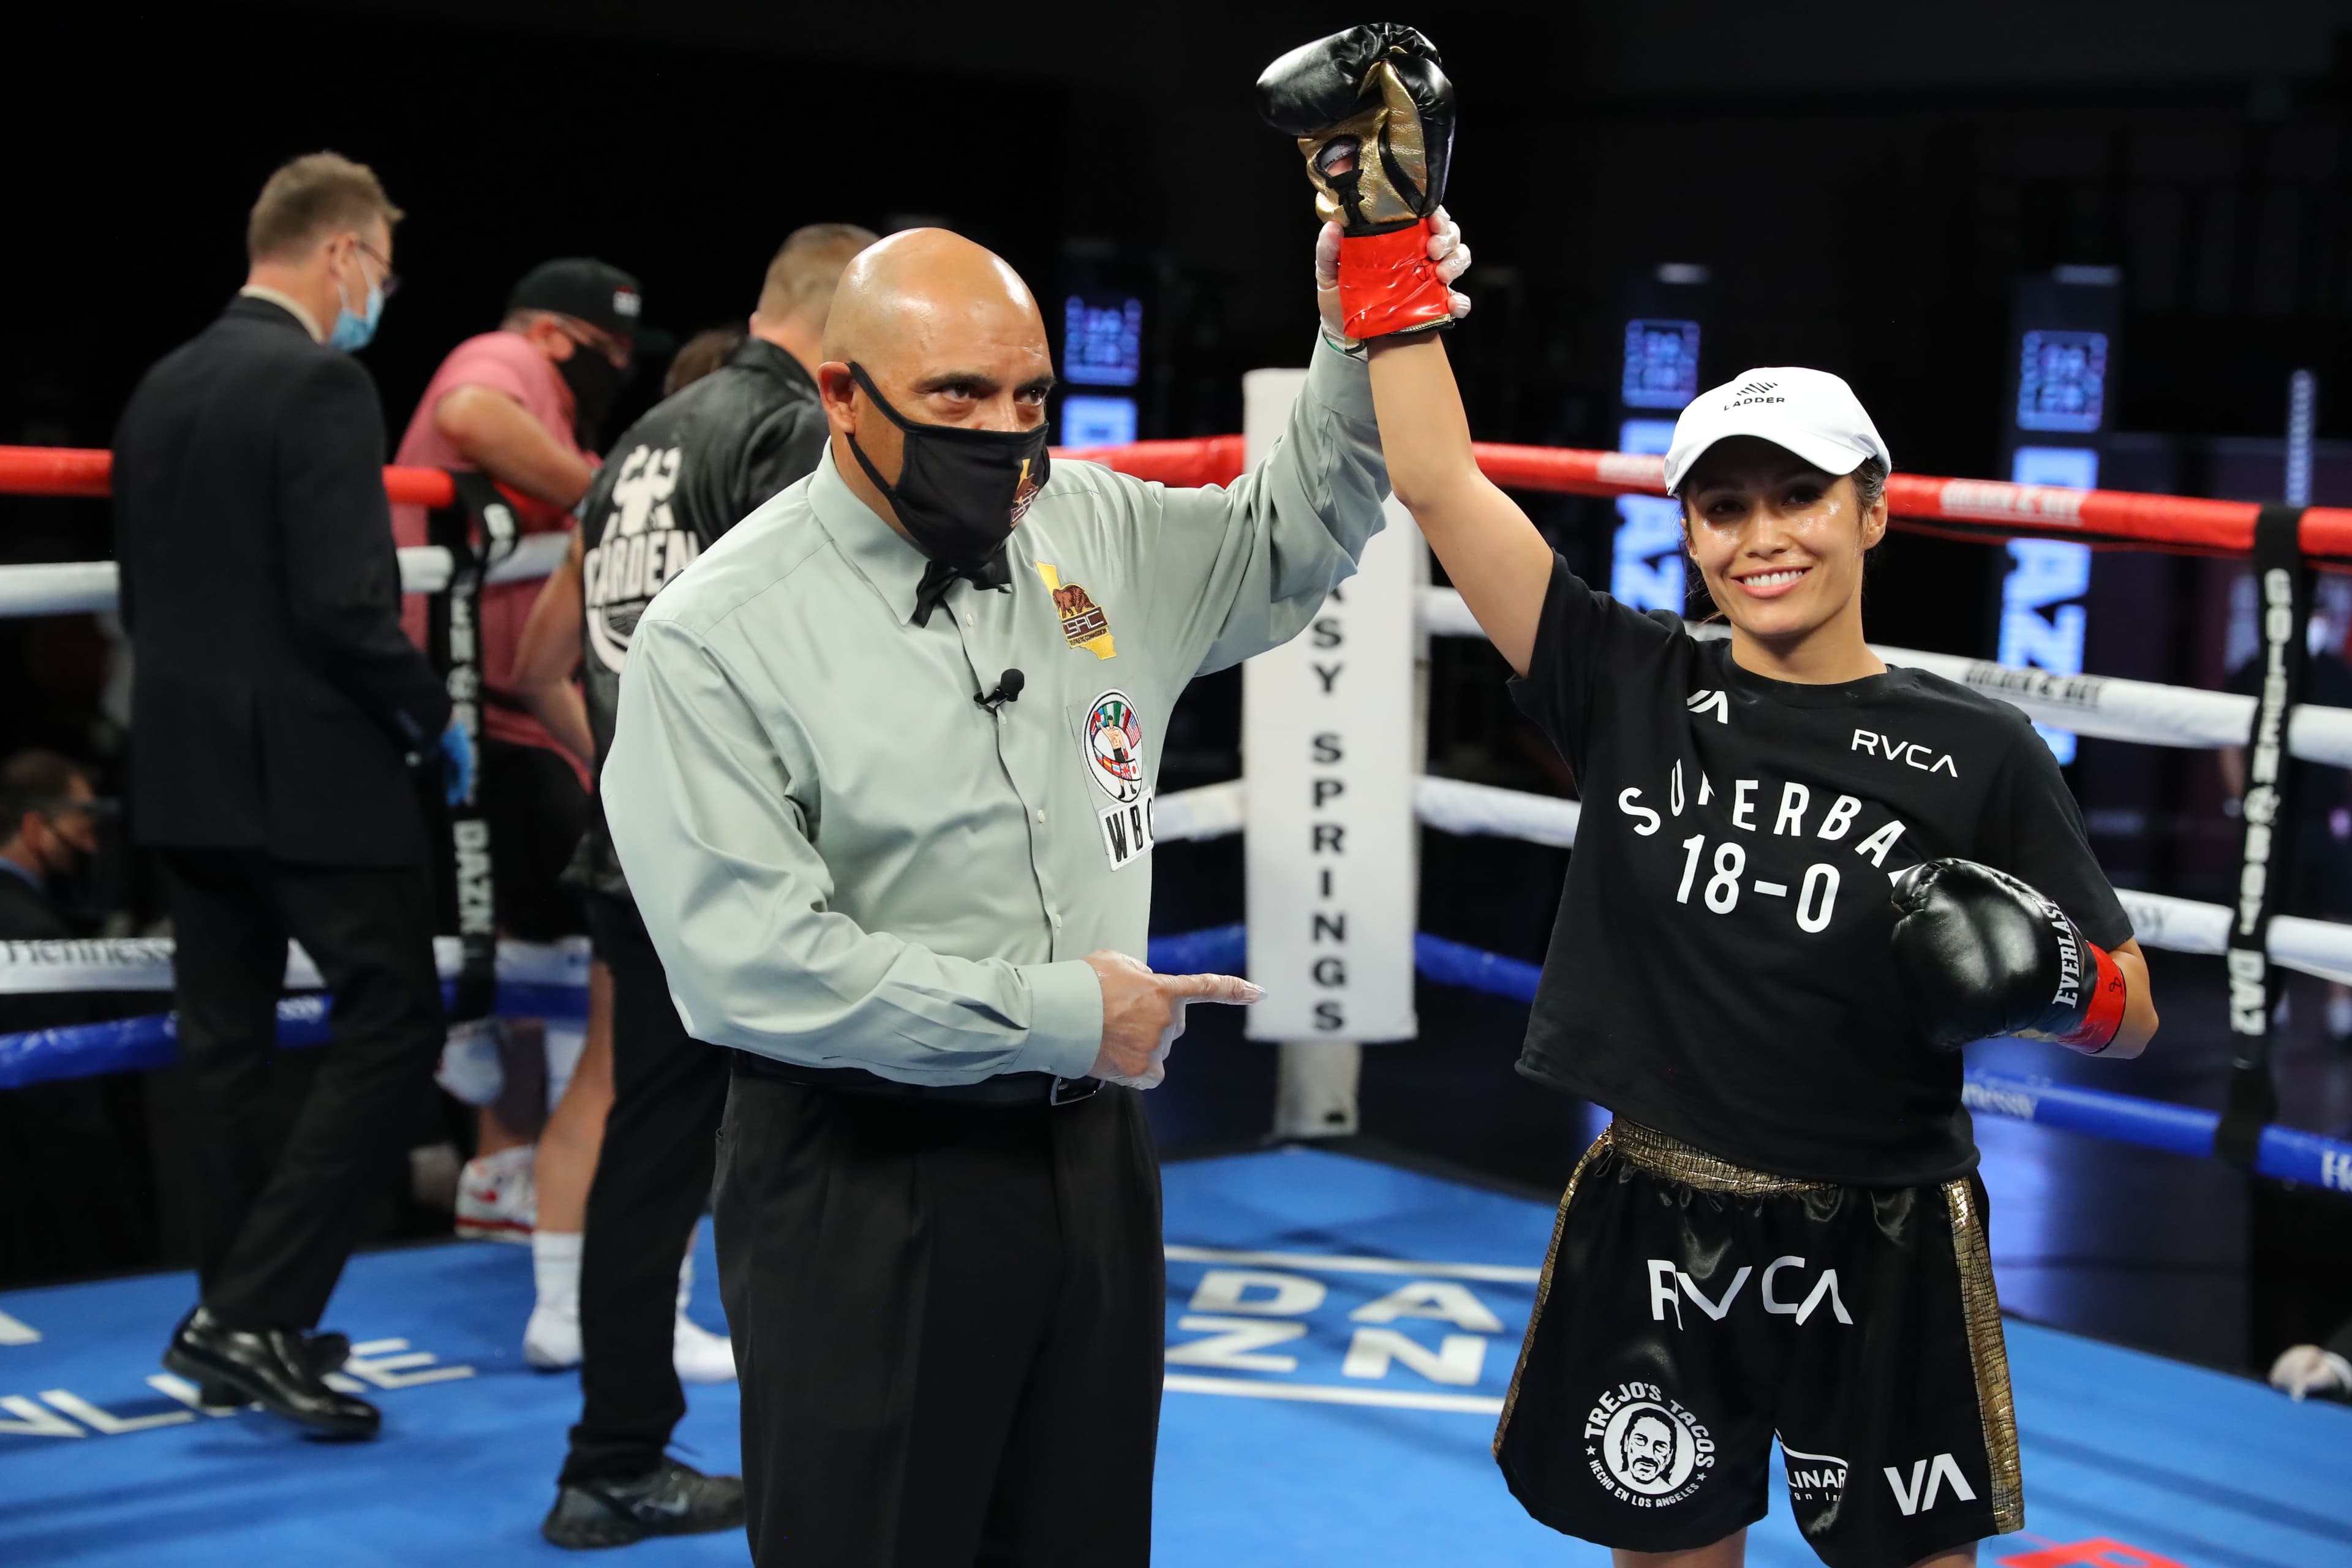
[439,720,475,808]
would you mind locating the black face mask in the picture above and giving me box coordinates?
[558,346,631,450]
[845,364,1050,573]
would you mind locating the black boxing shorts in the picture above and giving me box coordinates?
[1493,1121,2022,1567]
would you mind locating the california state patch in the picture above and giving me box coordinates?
[1035,562,1115,659]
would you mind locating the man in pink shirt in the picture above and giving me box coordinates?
[391,258,649,1238]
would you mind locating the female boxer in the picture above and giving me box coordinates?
[1262,24,2155,1561]
[1359,241,2157,1568]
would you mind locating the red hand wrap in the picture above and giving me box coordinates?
[2060,942,2128,1054]
[1336,217,1453,340]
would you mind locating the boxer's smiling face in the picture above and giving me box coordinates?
[1681,436,1887,654]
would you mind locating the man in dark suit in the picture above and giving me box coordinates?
[111,151,469,1439]
[0,750,156,1288]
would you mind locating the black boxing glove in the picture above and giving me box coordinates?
[1889,858,2128,1054]
[1257,23,1456,339]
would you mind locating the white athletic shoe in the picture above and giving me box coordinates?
[673,1313,736,1385]
[454,1145,537,1243]
[525,1296,582,1370]
[526,1307,733,1381]
[435,1018,508,1106]
[672,1254,734,1384]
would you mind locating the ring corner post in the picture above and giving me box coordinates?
[1240,364,1423,1140]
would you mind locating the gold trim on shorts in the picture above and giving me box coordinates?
[1943,1177,2025,1534]
[1609,1119,1834,1195]
[1493,1126,1611,1458]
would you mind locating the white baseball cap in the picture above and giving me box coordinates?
[1662,367,1892,495]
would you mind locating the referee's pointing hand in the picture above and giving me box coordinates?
[1084,950,1263,1090]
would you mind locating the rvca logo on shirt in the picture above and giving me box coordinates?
[1851,729,1961,778]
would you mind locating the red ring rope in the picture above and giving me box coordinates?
[6,440,2348,562]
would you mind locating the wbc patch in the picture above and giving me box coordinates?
[1080,688,1153,870]
[1035,562,1116,659]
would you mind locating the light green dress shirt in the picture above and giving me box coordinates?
[602,337,1387,1084]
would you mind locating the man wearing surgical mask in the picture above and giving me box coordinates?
[114,152,464,1437]
[603,227,1412,1563]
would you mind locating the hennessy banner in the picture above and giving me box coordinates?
[1242,366,1420,1043]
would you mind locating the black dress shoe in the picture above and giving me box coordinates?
[541,1459,746,1549]
[162,1308,379,1439]
[198,1330,350,1409]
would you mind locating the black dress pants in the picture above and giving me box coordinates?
[716,1072,1164,1568]
[162,848,443,1330]
[561,892,731,1483]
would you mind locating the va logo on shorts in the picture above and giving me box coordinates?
[1583,1382,1715,1508]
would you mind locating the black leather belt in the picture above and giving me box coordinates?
[729,1050,1101,1107]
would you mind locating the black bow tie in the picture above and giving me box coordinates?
[911,549,1013,628]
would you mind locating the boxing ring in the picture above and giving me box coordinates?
[21,417,2348,1185]
[3,418,2352,1564]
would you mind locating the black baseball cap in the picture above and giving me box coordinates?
[507,258,671,352]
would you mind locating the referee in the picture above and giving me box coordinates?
[602,228,1394,1563]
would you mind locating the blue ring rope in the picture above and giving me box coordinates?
[0,981,589,1091]
[3,925,2346,1196]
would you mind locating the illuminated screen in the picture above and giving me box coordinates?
[1061,394,1136,447]
[1997,445,2100,764]
[1064,295,1143,387]
[1610,418,1684,613]
[1621,319,1702,410]
[2015,330,2109,434]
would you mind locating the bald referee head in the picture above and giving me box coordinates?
[815,228,1055,547]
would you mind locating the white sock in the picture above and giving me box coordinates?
[543,1020,588,1109]
[533,1230,582,1316]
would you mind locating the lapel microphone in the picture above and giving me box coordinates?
[976,669,1025,713]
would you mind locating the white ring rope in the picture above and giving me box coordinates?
[1420,586,2352,766]
[9,803,2343,990]
[0,559,2331,756]
[0,533,571,619]
[0,571,2337,987]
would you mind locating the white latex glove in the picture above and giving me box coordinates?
[1093,986,1211,1091]
[2267,1343,2352,1401]
[1098,1038,1174,1092]
[1084,950,1261,1090]
[1316,206,1474,344]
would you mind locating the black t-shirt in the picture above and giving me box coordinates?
[571,337,829,897]
[1509,555,2132,1186]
